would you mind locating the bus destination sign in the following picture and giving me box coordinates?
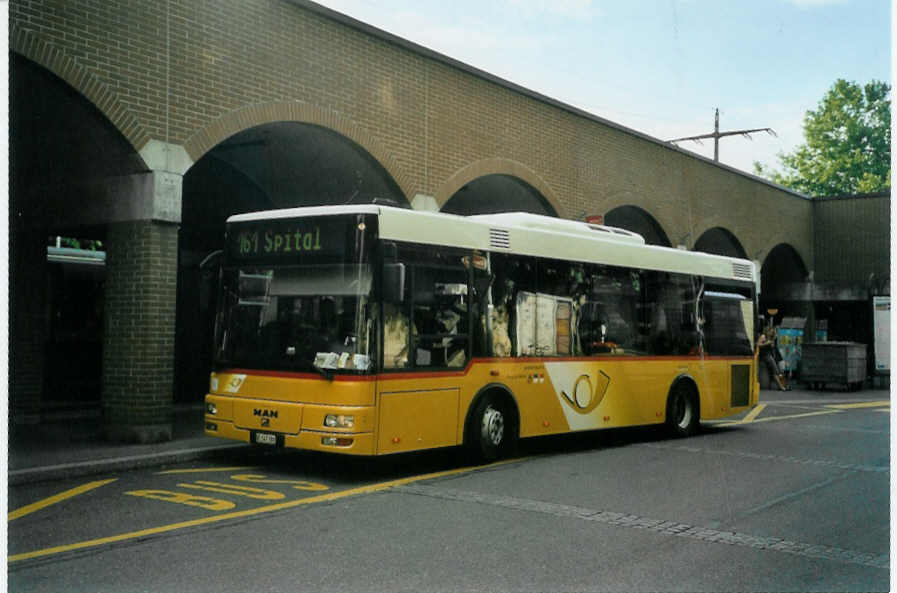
[226,215,368,264]
[237,225,323,257]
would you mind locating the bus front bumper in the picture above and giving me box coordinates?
[204,394,376,455]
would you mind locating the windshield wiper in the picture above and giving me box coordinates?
[311,364,335,381]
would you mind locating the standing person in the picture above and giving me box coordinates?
[758,324,788,391]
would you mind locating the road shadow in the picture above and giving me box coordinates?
[218,422,745,485]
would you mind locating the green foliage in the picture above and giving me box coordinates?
[48,237,104,251]
[754,79,891,197]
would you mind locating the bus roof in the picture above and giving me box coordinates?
[227,205,758,288]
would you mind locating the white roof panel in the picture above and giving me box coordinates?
[226,205,757,287]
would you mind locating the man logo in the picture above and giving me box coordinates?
[253,408,278,419]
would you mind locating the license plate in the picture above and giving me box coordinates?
[254,432,277,446]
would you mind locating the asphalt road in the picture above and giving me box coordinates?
[8,389,890,592]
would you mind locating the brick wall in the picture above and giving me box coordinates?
[9,0,813,267]
[814,195,890,285]
[102,221,179,441]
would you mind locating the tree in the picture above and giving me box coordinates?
[754,79,891,197]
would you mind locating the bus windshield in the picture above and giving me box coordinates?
[214,213,376,374]
[214,264,374,374]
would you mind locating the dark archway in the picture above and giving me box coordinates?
[175,122,407,401]
[441,174,557,216]
[11,53,147,234]
[759,243,810,324]
[10,54,148,418]
[694,227,747,258]
[604,205,671,246]
[761,243,808,291]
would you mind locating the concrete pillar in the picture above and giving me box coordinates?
[99,147,187,442]
[9,227,48,425]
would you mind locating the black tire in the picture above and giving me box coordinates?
[466,393,516,462]
[666,382,699,437]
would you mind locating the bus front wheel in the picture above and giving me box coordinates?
[666,382,699,437]
[467,393,516,462]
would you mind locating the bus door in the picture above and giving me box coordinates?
[700,290,756,411]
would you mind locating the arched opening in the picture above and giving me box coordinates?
[11,55,148,218]
[10,54,147,418]
[175,122,407,401]
[693,227,747,258]
[759,243,808,315]
[759,242,809,320]
[441,174,557,216]
[758,243,812,386]
[604,205,671,246]
[762,243,808,295]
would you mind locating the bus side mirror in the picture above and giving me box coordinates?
[199,250,224,310]
[383,263,405,303]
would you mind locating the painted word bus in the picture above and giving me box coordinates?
[205,205,759,460]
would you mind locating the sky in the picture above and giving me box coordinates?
[313,0,891,177]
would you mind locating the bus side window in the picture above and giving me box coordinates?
[644,272,699,355]
[491,303,512,357]
[398,246,471,369]
[383,303,410,368]
[490,254,523,358]
[581,264,637,354]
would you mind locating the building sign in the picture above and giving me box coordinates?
[585,214,604,225]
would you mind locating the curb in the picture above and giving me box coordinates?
[9,444,248,486]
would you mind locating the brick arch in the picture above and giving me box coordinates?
[10,25,151,158]
[753,235,812,275]
[761,243,808,280]
[603,204,672,246]
[435,158,564,218]
[693,225,747,259]
[183,101,415,201]
[595,193,682,245]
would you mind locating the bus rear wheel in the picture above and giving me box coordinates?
[666,382,699,437]
[467,394,516,462]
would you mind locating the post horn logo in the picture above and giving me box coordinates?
[560,371,611,414]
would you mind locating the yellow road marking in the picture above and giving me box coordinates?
[156,467,254,475]
[719,409,843,426]
[8,479,118,522]
[825,401,890,409]
[9,459,522,563]
[738,403,767,424]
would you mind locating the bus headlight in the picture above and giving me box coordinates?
[324,414,354,428]
[206,402,218,415]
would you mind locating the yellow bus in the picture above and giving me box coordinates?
[205,205,759,460]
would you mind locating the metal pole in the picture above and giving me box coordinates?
[714,108,719,162]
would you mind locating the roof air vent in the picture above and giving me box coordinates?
[489,228,511,250]
[732,262,753,280]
